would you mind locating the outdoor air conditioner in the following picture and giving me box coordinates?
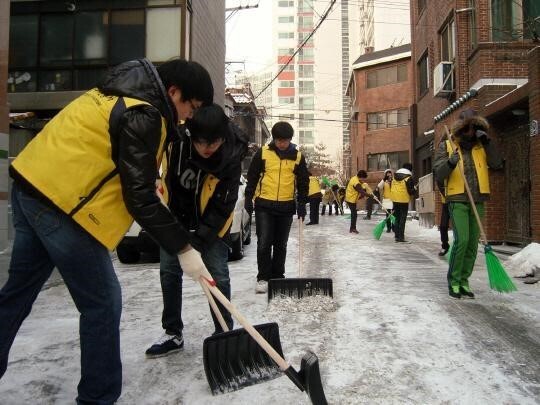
[433,61,454,97]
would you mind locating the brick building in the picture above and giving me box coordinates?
[346,44,414,198]
[411,0,540,244]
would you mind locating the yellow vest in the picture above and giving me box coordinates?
[345,176,367,203]
[161,151,233,238]
[445,140,490,196]
[11,88,167,250]
[391,178,410,203]
[308,176,321,197]
[383,182,392,199]
[256,146,301,201]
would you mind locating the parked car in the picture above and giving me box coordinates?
[116,176,251,264]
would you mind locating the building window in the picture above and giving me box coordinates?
[298,48,314,62]
[299,80,314,95]
[440,19,455,61]
[298,31,314,46]
[279,80,295,87]
[418,0,426,15]
[298,0,314,13]
[299,64,314,78]
[298,16,313,29]
[367,109,409,131]
[278,32,295,39]
[367,151,410,171]
[279,97,295,104]
[8,4,186,93]
[418,52,429,96]
[299,130,314,144]
[279,64,295,71]
[278,16,294,23]
[278,48,295,56]
[299,96,314,110]
[491,0,539,41]
[299,113,314,127]
[469,0,478,48]
[278,0,294,7]
[366,63,407,88]
[279,113,295,120]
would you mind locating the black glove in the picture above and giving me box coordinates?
[297,203,306,220]
[475,129,489,145]
[190,233,206,254]
[244,199,253,216]
[448,151,460,168]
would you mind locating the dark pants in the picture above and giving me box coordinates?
[348,202,358,230]
[321,203,333,215]
[365,196,374,219]
[255,209,293,281]
[309,198,321,224]
[393,202,409,240]
[1,183,122,404]
[386,211,393,232]
[159,239,233,335]
[440,203,450,249]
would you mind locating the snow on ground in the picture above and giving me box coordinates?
[1,214,539,404]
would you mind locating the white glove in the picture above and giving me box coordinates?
[178,248,215,284]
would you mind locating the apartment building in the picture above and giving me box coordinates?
[347,44,413,195]
[1,0,226,250]
[411,0,540,243]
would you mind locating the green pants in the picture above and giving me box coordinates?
[447,202,485,291]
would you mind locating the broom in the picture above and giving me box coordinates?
[444,126,516,293]
[322,176,344,215]
[371,194,396,240]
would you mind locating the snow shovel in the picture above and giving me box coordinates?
[200,277,328,404]
[267,219,333,301]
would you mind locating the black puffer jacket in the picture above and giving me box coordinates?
[165,122,248,250]
[98,59,189,255]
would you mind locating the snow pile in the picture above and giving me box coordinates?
[266,295,338,313]
[506,242,540,280]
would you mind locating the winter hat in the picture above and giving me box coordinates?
[271,121,294,139]
[451,108,489,137]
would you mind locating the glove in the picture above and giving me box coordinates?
[244,199,253,216]
[475,129,489,145]
[297,203,306,220]
[178,248,215,285]
[448,151,460,168]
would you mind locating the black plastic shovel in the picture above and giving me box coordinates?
[268,219,333,301]
[200,278,328,405]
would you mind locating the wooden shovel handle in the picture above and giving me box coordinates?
[371,194,392,216]
[199,278,229,332]
[444,125,488,244]
[200,276,290,371]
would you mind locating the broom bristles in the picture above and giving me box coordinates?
[484,246,517,293]
[372,219,386,240]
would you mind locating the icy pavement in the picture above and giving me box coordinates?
[1,214,539,404]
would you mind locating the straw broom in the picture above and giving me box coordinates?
[444,126,516,292]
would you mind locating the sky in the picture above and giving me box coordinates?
[225,0,273,85]
[1,212,539,404]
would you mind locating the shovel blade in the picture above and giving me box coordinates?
[203,322,284,395]
[301,351,328,405]
[268,278,333,302]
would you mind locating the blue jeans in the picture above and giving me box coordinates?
[0,183,122,405]
[159,238,233,335]
[255,209,293,281]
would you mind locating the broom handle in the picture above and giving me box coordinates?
[200,276,290,371]
[371,194,392,216]
[444,125,488,244]
[199,278,229,332]
[298,218,304,277]
[329,188,344,215]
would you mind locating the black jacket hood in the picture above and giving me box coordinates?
[98,59,178,135]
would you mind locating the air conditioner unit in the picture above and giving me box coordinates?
[433,61,454,97]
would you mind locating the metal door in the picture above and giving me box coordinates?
[504,128,530,244]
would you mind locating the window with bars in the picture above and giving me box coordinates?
[366,63,407,88]
[367,109,409,131]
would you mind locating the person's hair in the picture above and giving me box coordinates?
[156,59,214,106]
[384,170,392,180]
[357,170,368,178]
[403,162,413,171]
[185,103,229,143]
[271,121,294,139]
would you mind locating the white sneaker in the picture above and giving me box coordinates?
[255,280,268,294]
